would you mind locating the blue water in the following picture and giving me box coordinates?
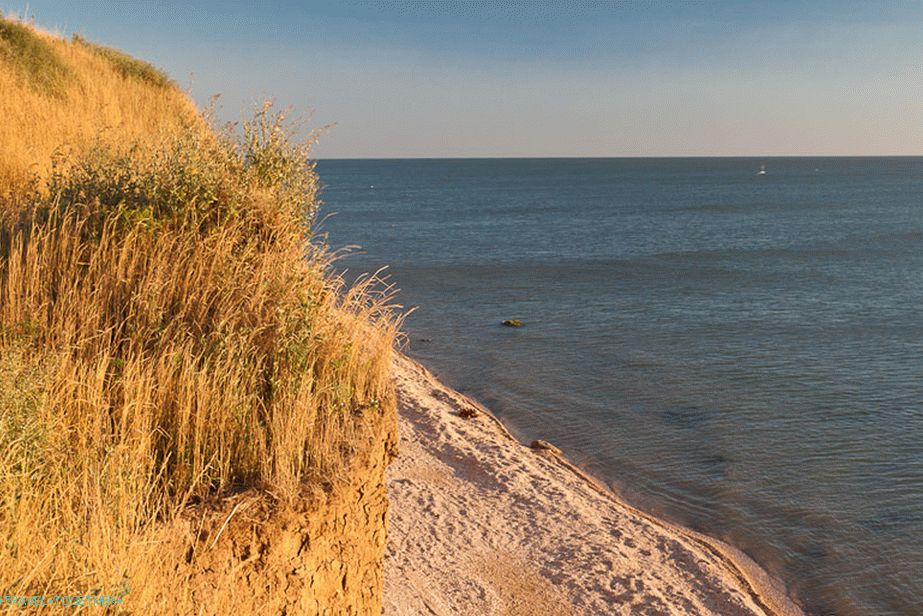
[316,158,923,616]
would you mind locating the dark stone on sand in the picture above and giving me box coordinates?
[458,407,478,419]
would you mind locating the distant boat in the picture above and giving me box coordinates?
[756,164,767,176]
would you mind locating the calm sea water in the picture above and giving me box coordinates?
[316,158,923,616]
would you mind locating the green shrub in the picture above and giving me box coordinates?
[39,103,319,237]
[240,101,320,227]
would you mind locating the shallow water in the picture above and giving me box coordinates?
[317,157,923,616]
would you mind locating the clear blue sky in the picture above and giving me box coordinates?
[6,1,923,157]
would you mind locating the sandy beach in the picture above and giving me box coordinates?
[383,354,803,616]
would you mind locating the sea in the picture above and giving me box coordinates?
[316,157,923,616]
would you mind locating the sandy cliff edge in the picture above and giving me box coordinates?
[383,353,803,616]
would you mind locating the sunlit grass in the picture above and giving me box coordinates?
[73,34,173,89]
[0,15,201,199]
[0,15,400,604]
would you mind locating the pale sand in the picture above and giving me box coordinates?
[383,354,804,616]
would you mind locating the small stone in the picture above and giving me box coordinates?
[530,440,561,455]
[458,407,478,419]
[502,319,523,328]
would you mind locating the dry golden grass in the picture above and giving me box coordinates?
[0,15,400,608]
[0,15,201,197]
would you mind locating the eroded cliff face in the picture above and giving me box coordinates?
[133,402,398,615]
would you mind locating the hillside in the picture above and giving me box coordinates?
[0,15,398,613]
[0,17,202,196]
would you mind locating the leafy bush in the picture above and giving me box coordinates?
[38,103,320,237]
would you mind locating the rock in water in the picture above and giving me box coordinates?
[502,319,523,328]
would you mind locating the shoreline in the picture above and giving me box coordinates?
[384,353,803,615]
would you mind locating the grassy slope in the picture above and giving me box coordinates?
[0,18,201,196]
[0,16,398,607]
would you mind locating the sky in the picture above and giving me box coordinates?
[5,1,923,158]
